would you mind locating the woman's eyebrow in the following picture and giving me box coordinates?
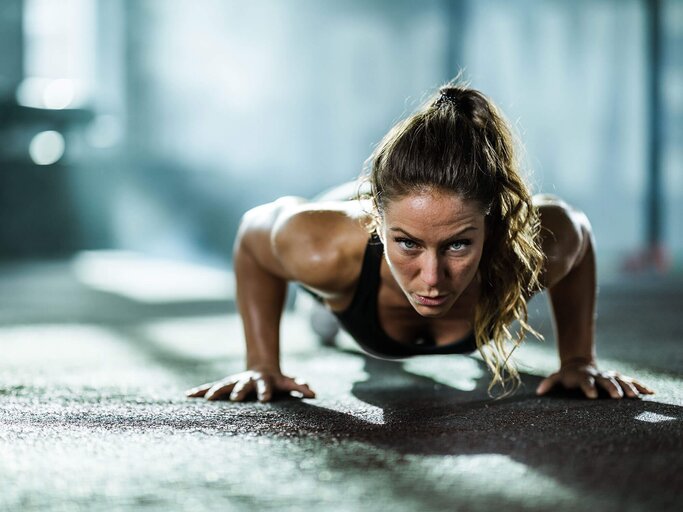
[389,226,477,244]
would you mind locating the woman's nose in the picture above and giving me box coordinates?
[420,255,444,287]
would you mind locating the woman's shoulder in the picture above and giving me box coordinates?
[271,198,373,297]
[532,194,592,287]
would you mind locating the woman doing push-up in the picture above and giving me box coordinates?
[187,83,654,402]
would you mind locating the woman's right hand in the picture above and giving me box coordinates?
[185,368,316,403]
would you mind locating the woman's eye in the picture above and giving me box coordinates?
[396,238,417,250]
[449,240,471,251]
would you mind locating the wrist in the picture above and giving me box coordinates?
[560,356,595,369]
[246,348,280,372]
[246,360,281,373]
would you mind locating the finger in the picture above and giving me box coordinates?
[292,378,316,398]
[535,373,560,395]
[205,379,238,401]
[579,375,598,399]
[256,377,273,403]
[282,378,316,399]
[631,380,655,395]
[615,376,640,398]
[294,384,316,399]
[596,375,623,399]
[185,383,213,398]
[230,379,256,402]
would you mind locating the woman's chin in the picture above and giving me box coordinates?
[417,309,447,318]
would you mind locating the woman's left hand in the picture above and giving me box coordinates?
[536,360,655,399]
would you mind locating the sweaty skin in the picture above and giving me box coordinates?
[186,190,654,402]
[374,190,485,345]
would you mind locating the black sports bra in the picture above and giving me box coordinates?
[300,234,479,359]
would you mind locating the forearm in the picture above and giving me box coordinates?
[234,238,288,372]
[547,233,597,366]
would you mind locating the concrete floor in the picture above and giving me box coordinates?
[0,255,681,512]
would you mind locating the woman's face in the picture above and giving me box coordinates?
[378,189,487,318]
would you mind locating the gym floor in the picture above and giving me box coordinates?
[1,254,681,512]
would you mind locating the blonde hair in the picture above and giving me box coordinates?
[361,83,545,397]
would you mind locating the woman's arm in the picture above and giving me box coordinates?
[542,204,596,368]
[533,197,654,399]
[186,197,366,402]
[186,197,316,402]
[236,201,295,373]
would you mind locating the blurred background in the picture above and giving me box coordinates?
[0,0,681,278]
[2,4,682,510]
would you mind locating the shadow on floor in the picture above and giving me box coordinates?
[261,352,682,511]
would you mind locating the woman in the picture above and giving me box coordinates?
[187,84,654,403]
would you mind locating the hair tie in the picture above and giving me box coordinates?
[436,88,460,108]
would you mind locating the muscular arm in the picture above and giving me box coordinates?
[186,197,314,401]
[234,200,297,372]
[235,200,362,368]
[535,196,653,398]
[537,200,596,367]
[186,197,365,402]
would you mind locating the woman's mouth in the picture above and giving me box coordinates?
[413,294,449,307]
